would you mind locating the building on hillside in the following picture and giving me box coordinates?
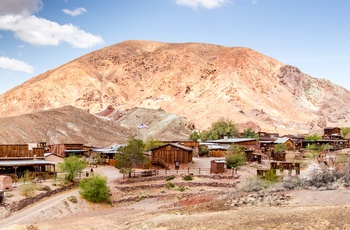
[323,127,342,139]
[273,137,295,150]
[150,143,193,169]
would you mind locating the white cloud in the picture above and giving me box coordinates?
[0,14,104,48]
[0,0,42,16]
[0,56,33,73]
[175,0,230,9]
[62,7,87,17]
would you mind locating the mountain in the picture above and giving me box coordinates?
[1,40,350,135]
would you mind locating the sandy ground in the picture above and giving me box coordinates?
[2,158,350,229]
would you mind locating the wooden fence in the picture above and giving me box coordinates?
[123,167,235,178]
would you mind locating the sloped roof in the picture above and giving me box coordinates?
[274,137,291,144]
[207,138,256,144]
[150,143,192,152]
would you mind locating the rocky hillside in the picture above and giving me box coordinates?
[1,40,350,135]
[0,106,132,147]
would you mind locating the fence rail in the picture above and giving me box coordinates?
[123,167,236,178]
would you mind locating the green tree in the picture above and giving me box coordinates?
[342,127,350,138]
[189,130,200,141]
[144,138,164,151]
[274,143,287,153]
[199,118,238,142]
[115,138,149,178]
[79,174,109,203]
[225,144,246,168]
[58,155,87,182]
[304,134,322,141]
[242,127,259,139]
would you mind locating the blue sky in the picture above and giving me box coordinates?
[0,0,349,94]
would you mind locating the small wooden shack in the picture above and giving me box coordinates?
[0,175,12,191]
[151,143,193,169]
[210,159,226,174]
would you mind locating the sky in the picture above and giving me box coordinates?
[0,0,349,94]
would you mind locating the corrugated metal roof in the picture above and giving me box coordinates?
[207,138,256,143]
[0,160,57,166]
[274,137,290,144]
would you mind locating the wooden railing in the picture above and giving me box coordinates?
[151,157,169,170]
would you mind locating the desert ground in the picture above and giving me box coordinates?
[1,157,350,230]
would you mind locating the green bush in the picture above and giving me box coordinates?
[165,175,175,181]
[175,186,186,192]
[79,174,110,203]
[264,169,279,182]
[182,175,193,181]
[165,182,175,189]
[225,152,246,168]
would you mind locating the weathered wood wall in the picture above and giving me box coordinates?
[152,145,192,164]
[0,145,44,158]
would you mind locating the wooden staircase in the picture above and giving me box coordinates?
[151,157,169,170]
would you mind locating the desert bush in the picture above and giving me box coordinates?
[5,192,14,198]
[183,175,193,181]
[282,177,308,190]
[175,186,186,192]
[20,183,36,197]
[336,154,349,164]
[240,177,270,192]
[307,166,337,188]
[165,175,175,181]
[165,182,175,189]
[136,192,149,201]
[79,174,109,203]
[264,169,279,183]
[36,185,52,192]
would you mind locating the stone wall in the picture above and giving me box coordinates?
[6,183,78,212]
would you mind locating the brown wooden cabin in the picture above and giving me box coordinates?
[210,159,226,174]
[245,149,262,164]
[151,143,193,169]
[49,143,87,158]
[323,127,341,139]
[273,138,295,150]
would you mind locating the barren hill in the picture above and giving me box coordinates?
[0,106,132,147]
[1,40,350,134]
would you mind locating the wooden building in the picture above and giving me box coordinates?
[206,138,258,151]
[0,144,44,158]
[323,127,341,139]
[210,159,226,174]
[273,137,295,150]
[49,143,87,158]
[151,143,193,169]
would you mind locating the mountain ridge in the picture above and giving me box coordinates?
[0,40,349,135]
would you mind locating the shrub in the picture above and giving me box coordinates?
[182,175,193,181]
[165,175,175,181]
[175,186,186,192]
[264,169,279,183]
[225,152,246,168]
[79,174,110,203]
[165,182,175,189]
[240,177,270,192]
[20,183,36,197]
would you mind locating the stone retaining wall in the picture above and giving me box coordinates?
[117,174,235,184]
[116,181,235,192]
[6,183,78,212]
